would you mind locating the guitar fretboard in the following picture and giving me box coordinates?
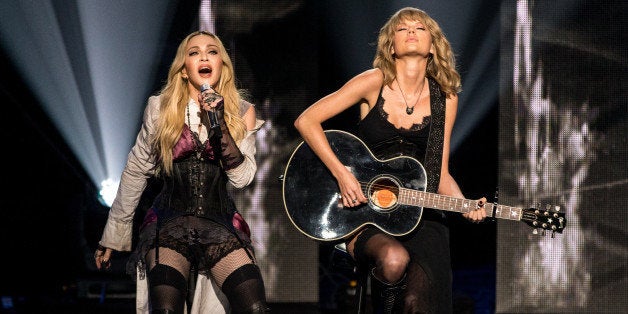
[399,188,523,221]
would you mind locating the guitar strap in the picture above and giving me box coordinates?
[423,77,446,194]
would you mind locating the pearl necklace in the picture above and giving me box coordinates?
[186,101,207,142]
[397,77,426,115]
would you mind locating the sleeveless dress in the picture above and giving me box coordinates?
[357,77,453,312]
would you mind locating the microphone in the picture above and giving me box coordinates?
[200,83,222,138]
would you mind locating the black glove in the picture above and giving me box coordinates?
[201,95,245,170]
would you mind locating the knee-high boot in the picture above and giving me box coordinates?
[370,269,407,314]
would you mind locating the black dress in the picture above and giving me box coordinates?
[356,77,453,312]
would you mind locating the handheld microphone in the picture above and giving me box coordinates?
[200,83,222,138]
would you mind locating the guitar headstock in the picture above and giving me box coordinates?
[521,204,566,237]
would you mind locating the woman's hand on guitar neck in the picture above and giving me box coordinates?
[463,197,487,223]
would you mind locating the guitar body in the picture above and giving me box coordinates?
[282,130,427,241]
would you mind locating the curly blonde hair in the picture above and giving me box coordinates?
[154,31,247,175]
[373,7,461,96]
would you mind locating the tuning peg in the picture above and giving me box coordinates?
[554,205,561,212]
[551,231,556,238]
[541,229,546,236]
[533,228,538,235]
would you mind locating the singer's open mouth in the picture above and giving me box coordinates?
[199,66,212,78]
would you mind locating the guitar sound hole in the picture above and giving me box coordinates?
[369,177,399,211]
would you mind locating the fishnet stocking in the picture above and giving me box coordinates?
[211,248,255,287]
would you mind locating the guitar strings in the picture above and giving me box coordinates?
[354,180,478,205]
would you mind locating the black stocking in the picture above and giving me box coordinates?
[210,248,268,313]
[357,231,409,284]
[220,264,269,313]
[146,248,190,314]
[403,261,431,314]
[352,229,410,313]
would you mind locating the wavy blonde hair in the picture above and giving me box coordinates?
[154,31,247,175]
[373,7,461,96]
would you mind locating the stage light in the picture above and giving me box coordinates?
[98,178,119,207]
[0,0,175,203]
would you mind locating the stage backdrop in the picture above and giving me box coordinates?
[211,2,321,302]
[497,0,627,312]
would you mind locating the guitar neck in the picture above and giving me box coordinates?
[400,188,523,221]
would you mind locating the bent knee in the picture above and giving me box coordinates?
[377,247,409,282]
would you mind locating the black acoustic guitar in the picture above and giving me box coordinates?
[282,130,566,242]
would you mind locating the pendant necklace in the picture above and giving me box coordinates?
[397,77,426,115]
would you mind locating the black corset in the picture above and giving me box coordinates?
[154,155,235,225]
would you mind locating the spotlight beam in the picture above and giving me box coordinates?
[0,0,108,183]
[51,0,107,177]
[0,0,177,200]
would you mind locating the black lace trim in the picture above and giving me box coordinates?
[375,96,432,132]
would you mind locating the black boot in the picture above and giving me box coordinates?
[370,269,408,314]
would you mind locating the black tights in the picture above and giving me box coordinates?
[352,230,409,286]
[403,261,432,314]
[146,247,268,313]
[352,230,409,313]
[352,229,434,313]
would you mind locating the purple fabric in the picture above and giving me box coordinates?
[140,208,158,230]
[172,124,195,160]
[172,124,217,161]
[232,211,251,238]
